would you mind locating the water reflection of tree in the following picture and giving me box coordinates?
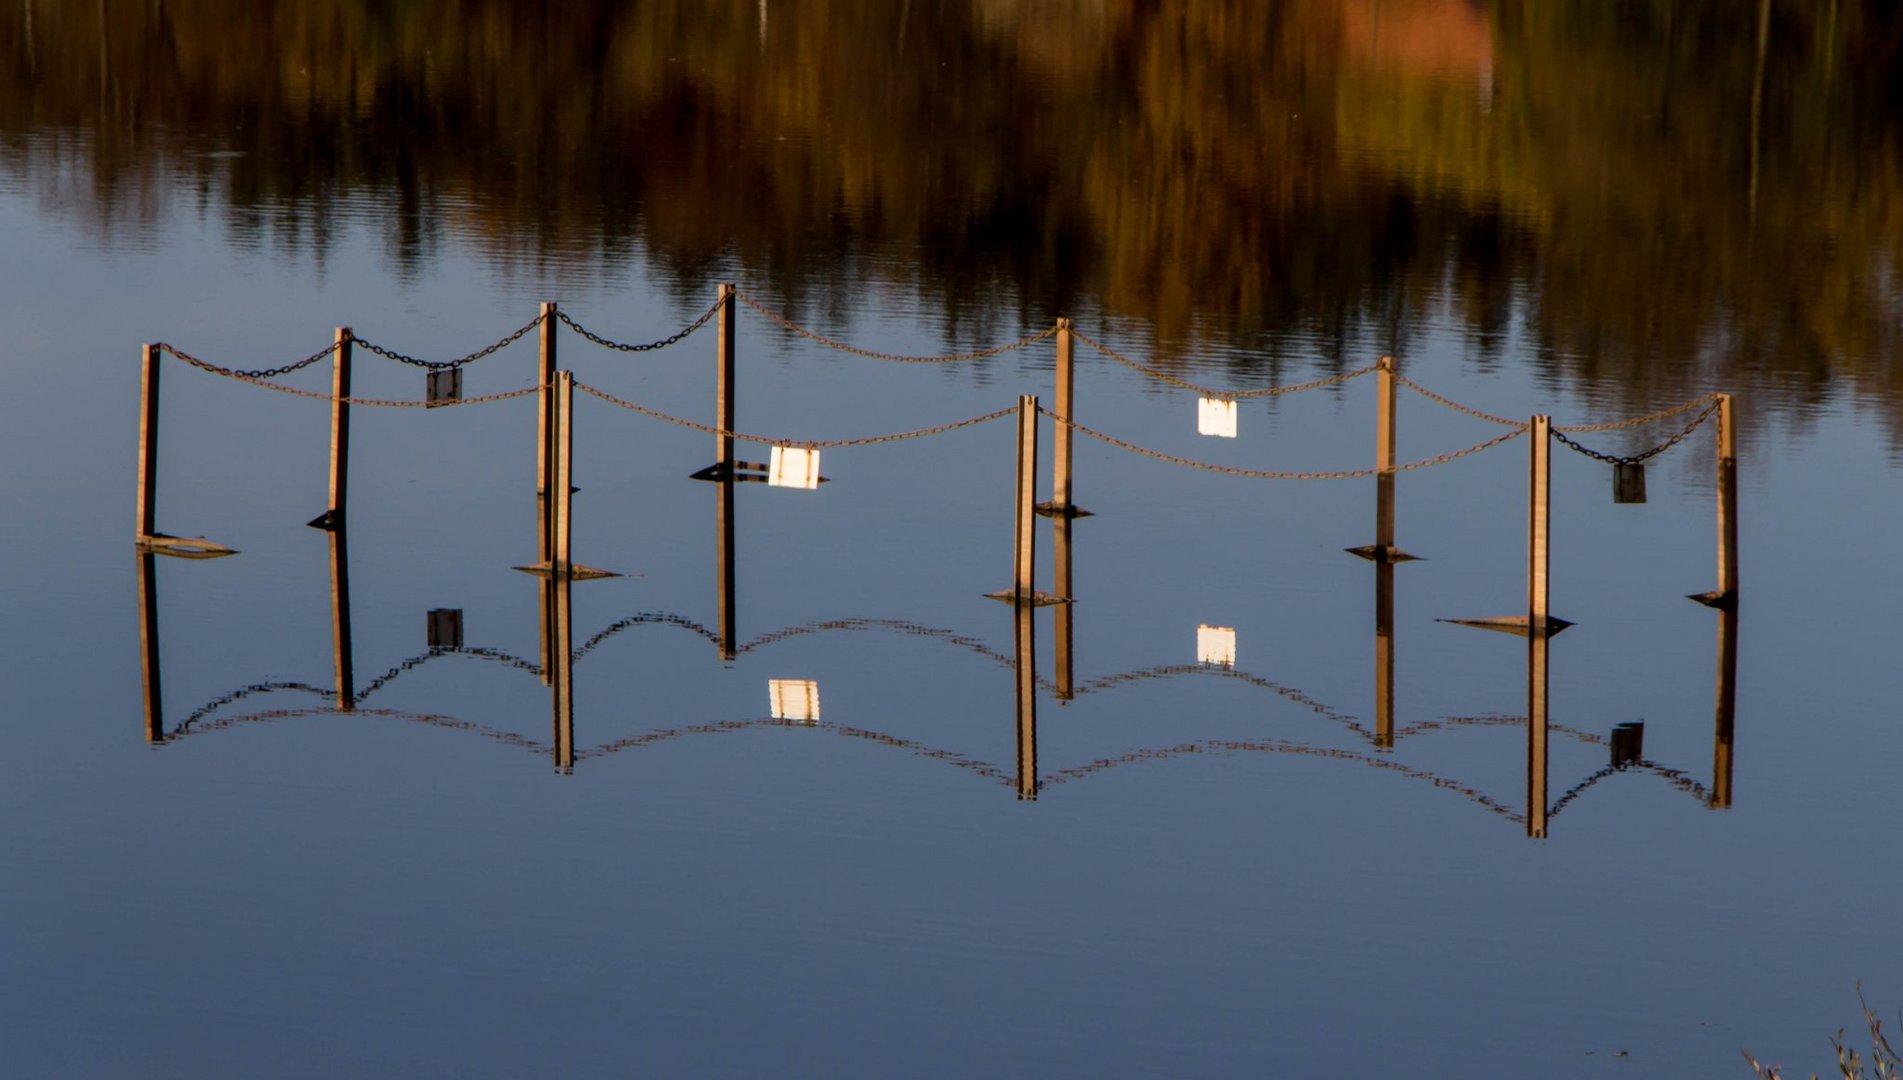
[3,1,1898,438]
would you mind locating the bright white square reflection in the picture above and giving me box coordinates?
[1197,625,1237,667]
[1197,398,1238,438]
[769,446,821,489]
[769,679,821,722]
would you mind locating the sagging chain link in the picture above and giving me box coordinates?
[153,339,340,381]
[1070,329,1380,398]
[734,289,1057,362]
[1552,392,1723,433]
[1042,407,1527,480]
[351,313,546,370]
[1550,399,1721,466]
[1391,371,1523,426]
[574,380,1016,449]
[555,298,724,353]
[158,344,543,407]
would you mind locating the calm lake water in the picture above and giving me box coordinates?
[4,3,1901,1077]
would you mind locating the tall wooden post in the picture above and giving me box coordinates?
[1526,629,1550,839]
[1052,318,1074,512]
[715,283,736,473]
[329,526,355,712]
[1052,513,1074,699]
[551,572,575,772]
[553,371,575,575]
[1528,415,1552,634]
[537,302,558,497]
[325,328,352,527]
[136,551,163,742]
[1014,591,1038,800]
[1374,560,1395,748]
[1013,395,1039,598]
[717,476,737,661]
[136,344,161,539]
[1376,356,1396,556]
[1711,605,1739,808]
[1717,393,1739,605]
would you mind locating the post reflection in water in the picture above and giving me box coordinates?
[716,475,736,662]
[1712,605,1740,809]
[135,551,162,743]
[328,526,355,712]
[1051,512,1074,700]
[1526,628,1551,840]
[549,572,575,773]
[1013,597,1038,801]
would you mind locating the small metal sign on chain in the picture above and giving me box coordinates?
[426,367,463,407]
[1197,398,1238,439]
[427,608,464,649]
[1610,721,1645,767]
[1613,461,1647,504]
[768,446,821,489]
[1196,624,1237,667]
[769,679,820,723]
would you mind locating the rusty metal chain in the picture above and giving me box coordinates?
[574,380,1015,449]
[1390,371,1524,426]
[350,313,546,370]
[153,339,340,380]
[1551,399,1721,466]
[555,299,724,353]
[1042,407,1527,480]
[1070,329,1380,398]
[1551,392,1724,433]
[159,344,542,407]
[734,289,1057,362]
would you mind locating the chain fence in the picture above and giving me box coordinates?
[1390,371,1524,426]
[1069,329,1380,398]
[1551,399,1722,466]
[152,339,341,381]
[1043,407,1528,480]
[575,380,1015,449]
[555,298,724,353]
[351,312,547,371]
[735,289,1057,362]
[158,344,543,407]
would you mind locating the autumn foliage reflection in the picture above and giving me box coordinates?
[3,0,1899,434]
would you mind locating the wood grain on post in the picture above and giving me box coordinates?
[716,283,736,471]
[327,328,352,525]
[554,371,575,574]
[1014,395,1039,598]
[1527,414,1551,632]
[537,302,558,498]
[1053,318,1074,512]
[137,344,163,538]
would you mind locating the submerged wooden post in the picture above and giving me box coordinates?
[1013,394,1039,598]
[136,551,162,742]
[136,344,161,539]
[551,572,575,772]
[553,371,575,574]
[1717,393,1739,604]
[1376,356,1396,555]
[1052,318,1074,512]
[329,526,355,712]
[325,328,352,527]
[1014,590,1038,800]
[1711,605,1739,808]
[715,283,736,473]
[1526,629,1550,839]
[537,302,558,498]
[1052,513,1074,699]
[716,475,737,661]
[1528,415,1551,633]
[1374,560,1395,748]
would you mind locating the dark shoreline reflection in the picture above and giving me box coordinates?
[134,501,1740,838]
[10,2,1903,442]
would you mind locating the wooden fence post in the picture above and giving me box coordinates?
[716,283,736,473]
[1052,318,1074,512]
[323,328,352,528]
[136,344,161,539]
[538,303,558,496]
[553,371,575,575]
[1717,393,1738,604]
[1528,414,1551,633]
[1377,356,1396,555]
[1014,394,1038,598]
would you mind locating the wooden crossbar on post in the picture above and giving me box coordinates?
[326,328,352,527]
[1528,414,1551,633]
[136,344,161,538]
[1014,394,1038,598]
[716,283,736,472]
